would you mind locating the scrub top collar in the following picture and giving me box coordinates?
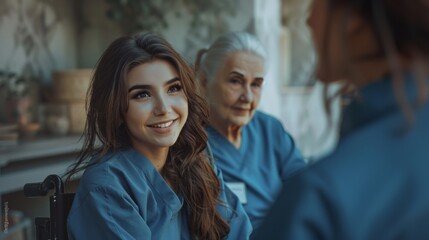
[120,148,184,215]
[340,72,420,138]
[206,124,249,154]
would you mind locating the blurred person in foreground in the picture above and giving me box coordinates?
[255,0,429,239]
[195,31,306,230]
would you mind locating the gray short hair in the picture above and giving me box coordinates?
[195,31,267,83]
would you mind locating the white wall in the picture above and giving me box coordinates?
[280,83,341,161]
[279,0,341,160]
[253,0,282,118]
[75,0,121,68]
[0,0,254,79]
[0,0,78,84]
[76,0,253,69]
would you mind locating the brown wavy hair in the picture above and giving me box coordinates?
[322,0,429,125]
[65,33,229,239]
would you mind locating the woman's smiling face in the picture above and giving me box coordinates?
[124,59,188,156]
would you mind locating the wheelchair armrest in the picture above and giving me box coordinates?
[23,174,64,197]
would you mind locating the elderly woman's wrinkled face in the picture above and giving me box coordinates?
[204,51,264,128]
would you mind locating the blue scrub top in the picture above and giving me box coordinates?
[255,74,429,239]
[67,148,252,240]
[207,111,306,229]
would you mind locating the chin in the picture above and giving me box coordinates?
[230,118,251,127]
[317,66,346,83]
[154,136,180,148]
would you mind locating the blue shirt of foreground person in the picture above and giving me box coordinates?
[195,31,306,229]
[254,0,429,239]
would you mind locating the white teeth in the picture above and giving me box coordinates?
[150,120,174,128]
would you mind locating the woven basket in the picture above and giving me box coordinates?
[51,69,92,134]
[67,101,86,134]
[52,69,93,102]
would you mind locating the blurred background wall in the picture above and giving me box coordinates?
[0,0,78,84]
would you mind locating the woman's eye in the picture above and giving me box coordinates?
[229,78,241,85]
[168,83,182,93]
[132,91,150,99]
[252,82,262,88]
[252,79,263,88]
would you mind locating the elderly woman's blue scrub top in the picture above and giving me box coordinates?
[67,148,252,240]
[206,111,306,229]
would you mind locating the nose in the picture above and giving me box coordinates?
[240,85,253,102]
[153,95,170,116]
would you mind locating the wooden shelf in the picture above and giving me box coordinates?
[0,135,83,194]
[0,135,83,166]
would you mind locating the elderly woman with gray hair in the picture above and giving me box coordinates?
[195,31,306,230]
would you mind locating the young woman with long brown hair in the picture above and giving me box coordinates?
[66,33,251,239]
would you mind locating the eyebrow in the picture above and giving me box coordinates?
[229,71,264,81]
[128,77,180,93]
[229,71,244,77]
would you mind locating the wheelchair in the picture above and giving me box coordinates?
[23,175,75,240]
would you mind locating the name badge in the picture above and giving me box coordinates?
[225,182,247,204]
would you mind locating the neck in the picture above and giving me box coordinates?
[351,58,390,87]
[349,54,415,89]
[133,144,169,171]
[344,14,409,88]
[209,116,242,148]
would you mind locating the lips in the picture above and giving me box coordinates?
[147,119,176,128]
[232,106,251,111]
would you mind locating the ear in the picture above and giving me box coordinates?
[346,10,368,36]
[198,72,209,89]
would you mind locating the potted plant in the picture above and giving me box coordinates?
[0,70,40,138]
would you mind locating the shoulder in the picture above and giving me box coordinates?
[71,151,147,211]
[78,149,149,195]
[69,174,139,222]
[278,159,343,220]
[80,152,127,187]
[254,163,338,239]
[252,110,282,124]
[249,111,296,145]
[250,110,285,130]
